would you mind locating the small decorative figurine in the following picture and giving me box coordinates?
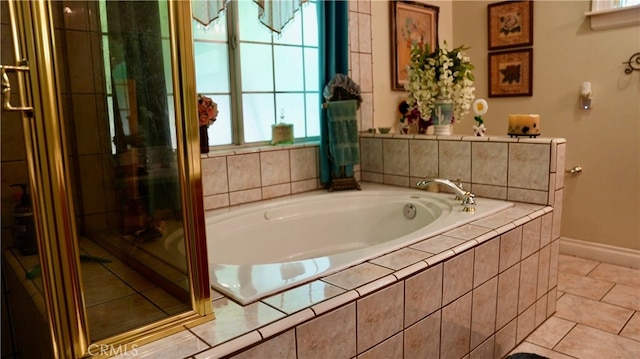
[472,98,487,137]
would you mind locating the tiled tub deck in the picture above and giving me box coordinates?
[121,199,559,359]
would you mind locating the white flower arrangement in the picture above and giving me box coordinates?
[473,98,488,119]
[405,41,475,123]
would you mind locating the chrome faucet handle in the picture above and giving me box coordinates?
[462,193,476,213]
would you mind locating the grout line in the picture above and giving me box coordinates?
[549,319,579,352]
[617,310,636,336]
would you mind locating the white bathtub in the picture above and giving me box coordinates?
[205,184,513,304]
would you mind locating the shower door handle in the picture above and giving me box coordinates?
[1,61,33,113]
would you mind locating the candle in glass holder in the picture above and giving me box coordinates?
[508,114,540,137]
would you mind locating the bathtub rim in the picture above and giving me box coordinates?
[205,183,517,305]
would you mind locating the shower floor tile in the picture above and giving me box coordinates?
[86,294,168,340]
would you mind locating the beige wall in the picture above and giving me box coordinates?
[372,0,453,126]
[372,0,640,251]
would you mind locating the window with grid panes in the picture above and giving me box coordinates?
[193,0,320,147]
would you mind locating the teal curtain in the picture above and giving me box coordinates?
[318,0,350,185]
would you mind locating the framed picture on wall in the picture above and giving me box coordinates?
[487,0,533,50]
[488,48,533,97]
[390,1,439,91]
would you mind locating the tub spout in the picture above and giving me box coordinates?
[416,178,476,213]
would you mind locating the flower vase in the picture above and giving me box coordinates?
[199,125,209,154]
[432,99,454,136]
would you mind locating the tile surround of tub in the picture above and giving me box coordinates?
[409,138,438,178]
[382,139,409,176]
[472,141,508,186]
[439,140,472,183]
[201,145,325,209]
[360,135,566,207]
[508,143,551,191]
[471,276,499,349]
[235,213,557,358]
[124,202,559,358]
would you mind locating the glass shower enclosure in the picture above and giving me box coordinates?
[1,0,211,356]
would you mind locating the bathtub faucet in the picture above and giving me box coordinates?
[416,178,476,213]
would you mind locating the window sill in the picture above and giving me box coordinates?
[585,4,640,30]
[202,140,320,158]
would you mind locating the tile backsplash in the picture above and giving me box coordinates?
[202,135,566,211]
[201,144,323,210]
[360,134,566,207]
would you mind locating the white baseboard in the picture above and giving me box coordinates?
[560,237,640,269]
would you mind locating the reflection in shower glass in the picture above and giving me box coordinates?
[56,0,191,341]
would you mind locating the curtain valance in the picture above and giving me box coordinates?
[192,0,307,34]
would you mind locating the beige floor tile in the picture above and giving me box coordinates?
[588,263,640,288]
[554,324,640,359]
[523,255,640,359]
[142,287,190,315]
[116,269,157,292]
[558,254,599,276]
[525,316,576,349]
[79,261,113,281]
[83,274,136,307]
[510,341,574,359]
[602,284,640,311]
[620,311,640,341]
[557,271,615,300]
[555,293,635,335]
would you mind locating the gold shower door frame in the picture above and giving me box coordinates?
[5,1,212,357]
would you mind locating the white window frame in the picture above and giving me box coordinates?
[194,0,320,149]
[586,0,640,30]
